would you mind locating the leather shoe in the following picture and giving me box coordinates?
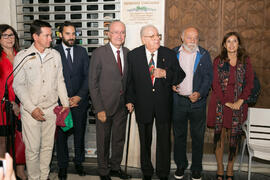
[58,168,67,180]
[110,169,131,179]
[143,175,152,180]
[159,177,168,180]
[75,164,86,176]
[100,175,112,180]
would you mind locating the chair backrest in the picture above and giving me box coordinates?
[247,107,270,147]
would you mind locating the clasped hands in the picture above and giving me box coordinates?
[225,99,244,110]
[153,68,166,78]
[172,85,200,103]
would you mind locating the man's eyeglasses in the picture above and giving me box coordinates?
[1,33,15,39]
[144,34,162,40]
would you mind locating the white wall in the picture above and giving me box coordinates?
[0,0,17,29]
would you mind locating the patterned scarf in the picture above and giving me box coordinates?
[214,58,245,160]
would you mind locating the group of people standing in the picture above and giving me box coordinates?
[0,19,255,180]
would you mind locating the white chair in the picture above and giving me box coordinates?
[239,107,270,180]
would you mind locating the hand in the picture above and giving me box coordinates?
[97,111,106,123]
[69,96,81,108]
[189,92,200,103]
[172,85,180,93]
[126,103,134,113]
[11,102,20,117]
[0,153,16,180]
[232,99,244,110]
[225,102,234,109]
[31,108,45,121]
[60,107,69,114]
[153,68,166,78]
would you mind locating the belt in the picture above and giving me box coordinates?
[178,94,190,100]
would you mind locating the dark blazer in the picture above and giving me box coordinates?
[89,43,129,116]
[126,45,185,124]
[173,45,213,108]
[54,44,89,106]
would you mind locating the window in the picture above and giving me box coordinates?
[16,0,120,58]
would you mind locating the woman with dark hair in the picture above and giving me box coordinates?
[0,24,27,180]
[207,32,254,180]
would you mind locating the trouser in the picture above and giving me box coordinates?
[21,105,56,180]
[96,96,127,176]
[56,105,88,168]
[137,118,171,178]
[172,93,206,171]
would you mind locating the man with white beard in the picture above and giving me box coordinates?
[172,27,213,180]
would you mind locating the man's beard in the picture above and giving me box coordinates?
[62,38,75,47]
[182,43,198,53]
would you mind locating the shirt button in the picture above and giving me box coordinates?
[152,88,155,92]
[43,95,46,98]
[43,80,45,83]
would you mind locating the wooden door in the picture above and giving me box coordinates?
[165,0,270,153]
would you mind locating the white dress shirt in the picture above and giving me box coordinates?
[110,42,124,72]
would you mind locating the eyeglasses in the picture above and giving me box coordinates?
[110,31,126,35]
[144,34,162,40]
[1,33,15,39]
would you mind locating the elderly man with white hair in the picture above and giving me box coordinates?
[172,27,213,180]
[126,25,185,180]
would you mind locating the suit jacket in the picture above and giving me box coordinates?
[173,45,213,108]
[89,43,129,116]
[126,45,185,124]
[54,44,90,107]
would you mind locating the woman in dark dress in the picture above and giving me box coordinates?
[207,32,254,180]
[0,24,27,180]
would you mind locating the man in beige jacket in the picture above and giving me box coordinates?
[13,20,69,180]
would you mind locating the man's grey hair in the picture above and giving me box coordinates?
[140,24,158,38]
[181,27,199,39]
[108,20,126,32]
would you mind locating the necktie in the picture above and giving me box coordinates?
[149,53,155,85]
[66,48,73,70]
[117,50,122,76]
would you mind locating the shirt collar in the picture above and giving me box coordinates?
[145,47,158,57]
[109,42,122,52]
[62,42,73,51]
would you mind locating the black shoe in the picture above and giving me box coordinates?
[110,169,131,179]
[75,164,86,176]
[159,177,168,180]
[100,175,112,180]
[174,168,185,179]
[58,168,67,180]
[143,175,152,180]
[225,175,234,180]
[192,170,202,180]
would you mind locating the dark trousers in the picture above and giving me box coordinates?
[137,112,171,178]
[56,105,88,168]
[96,96,127,176]
[172,93,206,171]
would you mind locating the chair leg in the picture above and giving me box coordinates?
[239,139,246,172]
[248,155,252,180]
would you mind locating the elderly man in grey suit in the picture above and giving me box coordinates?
[89,21,130,180]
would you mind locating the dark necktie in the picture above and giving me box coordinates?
[117,50,122,76]
[149,53,155,84]
[66,48,73,70]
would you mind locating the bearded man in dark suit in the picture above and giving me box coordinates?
[126,25,186,180]
[54,21,89,180]
[89,21,130,180]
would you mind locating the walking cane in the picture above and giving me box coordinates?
[124,112,132,173]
